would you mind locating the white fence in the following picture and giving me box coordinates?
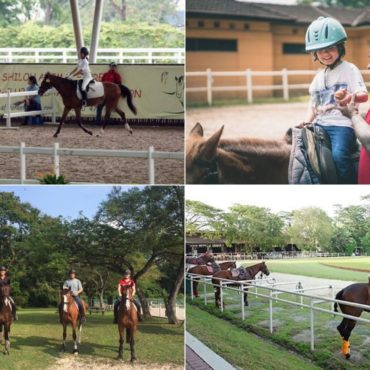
[187,273,370,351]
[149,299,185,320]
[0,142,184,185]
[187,68,370,105]
[0,48,184,64]
[0,90,56,129]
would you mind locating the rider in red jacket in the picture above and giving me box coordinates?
[96,62,123,124]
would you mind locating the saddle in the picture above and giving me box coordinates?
[206,262,220,274]
[78,79,95,94]
[301,124,337,184]
[231,267,249,280]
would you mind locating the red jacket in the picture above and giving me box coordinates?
[119,278,135,288]
[102,70,122,84]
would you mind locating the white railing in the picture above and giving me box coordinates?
[0,142,184,185]
[0,90,56,129]
[149,300,185,320]
[187,68,370,105]
[187,273,370,351]
[0,48,184,64]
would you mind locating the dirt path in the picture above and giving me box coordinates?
[186,101,370,139]
[0,125,184,184]
[48,356,182,370]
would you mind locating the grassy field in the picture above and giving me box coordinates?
[0,308,183,370]
[187,304,321,370]
[242,257,370,282]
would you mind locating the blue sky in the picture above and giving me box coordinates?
[0,186,142,219]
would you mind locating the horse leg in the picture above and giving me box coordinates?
[62,323,66,352]
[97,106,112,137]
[72,323,78,355]
[128,329,136,362]
[214,286,220,308]
[117,326,124,360]
[74,108,93,136]
[53,107,71,138]
[77,322,82,344]
[342,319,357,359]
[4,324,10,355]
[194,280,199,298]
[244,287,249,307]
[114,106,133,135]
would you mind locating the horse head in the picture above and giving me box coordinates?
[120,285,134,311]
[231,261,237,269]
[38,72,53,96]
[259,262,270,277]
[186,123,224,184]
[0,285,10,299]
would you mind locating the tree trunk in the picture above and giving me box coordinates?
[98,290,104,309]
[165,255,184,324]
[137,288,151,319]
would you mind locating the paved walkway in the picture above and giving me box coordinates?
[186,332,237,370]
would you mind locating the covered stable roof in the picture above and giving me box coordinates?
[186,235,226,245]
[187,0,370,26]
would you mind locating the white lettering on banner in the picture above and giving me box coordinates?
[0,64,184,120]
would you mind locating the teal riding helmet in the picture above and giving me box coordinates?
[305,17,347,52]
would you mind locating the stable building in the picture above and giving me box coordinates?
[186,0,370,100]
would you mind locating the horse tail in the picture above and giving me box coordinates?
[334,289,344,312]
[119,84,137,115]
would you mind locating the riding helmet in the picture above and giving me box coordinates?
[69,269,77,274]
[80,47,89,55]
[305,17,347,52]
[109,62,117,67]
[123,269,131,276]
[0,265,7,271]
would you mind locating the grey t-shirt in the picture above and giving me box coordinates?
[63,278,82,293]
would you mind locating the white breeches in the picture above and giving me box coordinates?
[81,75,92,91]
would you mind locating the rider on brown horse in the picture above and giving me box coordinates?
[113,270,143,323]
[60,269,86,323]
[0,266,17,321]
[66,46,91,106]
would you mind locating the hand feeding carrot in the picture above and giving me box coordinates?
[335,88,368,106]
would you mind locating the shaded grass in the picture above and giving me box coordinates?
[0,308,183,370]
[187,304,320,370]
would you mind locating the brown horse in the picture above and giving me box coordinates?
[334,277,370,359]
[117,284,138,362]
[0,285,12,355]
[186,123,291,184]
[60,288,87,354]
[212,262,270,308]
[188,261,237,297]
[186,254,215,266]
[38,73,137,138]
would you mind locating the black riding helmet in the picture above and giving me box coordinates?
[69,269,77,274]
[80,47,89,55]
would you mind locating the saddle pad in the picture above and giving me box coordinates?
[231,268,239,278]
[76,81,104,100]
[206,265,213,273]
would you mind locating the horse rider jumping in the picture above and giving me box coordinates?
[66,46,92,106]
[61,269,86,323]
[0,266,17,320]
[113,269,143,323]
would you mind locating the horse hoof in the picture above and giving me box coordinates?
[245,302,249,307]
[130,358,137,363]
[130,130,133,135]
[73,351,79,356]
[117,356,123,361]
[87,131,93,136]
[53,134,58,138]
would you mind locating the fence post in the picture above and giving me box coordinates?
[330,285,334,310]
[62,50,67,63]
[220,281,224,312]
[206,68,213,106]
[20,142,26,184]
[241,283,245,320]
[310,299,315,351]
[269,289,273,334]
[282,68,289,101]
[53,142,60,177]
[246,69,253,103]
[204,279,207,305]
[190,275,194,300]
[148,146,155,184]
[6,90,11,128]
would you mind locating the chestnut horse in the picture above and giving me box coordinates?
[212,262,270,308]
[38,73,137,138]
[186,254,215,266]
[0,285,12,355]
[186,123,291,184]
[117,284,138,362]
[334,277,370,359]
[60,288,87,354]
[188,261,237,297]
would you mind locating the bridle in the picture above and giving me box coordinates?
[193,158,219,184]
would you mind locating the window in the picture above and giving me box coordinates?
[197,20,204,28]
[213,21,220,28]
[229,23,235,30]
[187,38,238,52]
[244,23,250,30]
[283,43,306,54]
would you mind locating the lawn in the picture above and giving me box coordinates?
[242,257,370,282]
[187,304,321,370]
[0,308,183,370]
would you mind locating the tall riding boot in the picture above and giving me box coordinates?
[81,90,87,106]
[134,300,143,322]
[80,306,86,323]
[113,300,120,324]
